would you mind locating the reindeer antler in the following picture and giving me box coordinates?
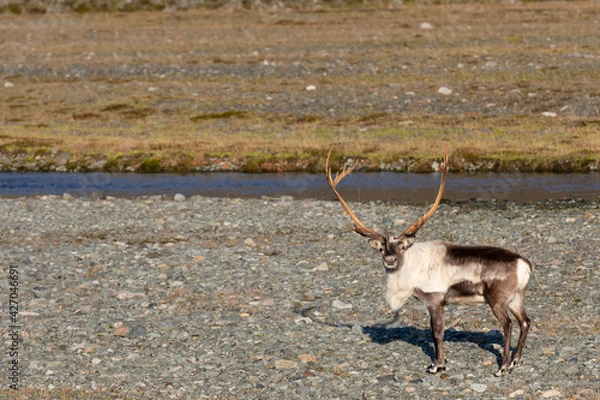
[325,147,385,241]
[326,146,449,242]
[400,149,449,238]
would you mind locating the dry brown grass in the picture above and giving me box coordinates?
[1,2,599,171]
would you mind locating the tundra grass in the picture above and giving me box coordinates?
[3,115,599,172]
[1,3,599,172]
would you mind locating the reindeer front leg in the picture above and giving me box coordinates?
[423,294,446,373]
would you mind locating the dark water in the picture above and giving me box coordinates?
[0,172,598,203]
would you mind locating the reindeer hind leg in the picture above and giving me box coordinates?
[507,292,530,371]
[486,292,513,377]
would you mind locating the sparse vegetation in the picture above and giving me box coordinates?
[190,110,247,122]
[0,2,599,172]
[139,156,162,173]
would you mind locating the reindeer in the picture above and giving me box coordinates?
[325,147,532,376]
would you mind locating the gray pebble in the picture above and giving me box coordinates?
[471,383,488,393]
[0,196,597,399]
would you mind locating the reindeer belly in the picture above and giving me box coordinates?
[446,295,486,305]
[444,280,486,305]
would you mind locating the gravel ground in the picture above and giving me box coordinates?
[1,194,598,399]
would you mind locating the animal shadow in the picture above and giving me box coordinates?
[293,305,506,369]
[361,323,505,368]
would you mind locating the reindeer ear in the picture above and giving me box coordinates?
[368,239,384,251]
[400,235,415,249]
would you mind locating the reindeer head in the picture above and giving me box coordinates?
[325,147,448,271]
[367,233,415,271]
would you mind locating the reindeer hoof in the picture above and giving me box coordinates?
[495,359,522,376]
[509,359,522,369]
[426,364,446,374]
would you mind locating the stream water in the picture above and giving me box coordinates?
[1,172,599,203]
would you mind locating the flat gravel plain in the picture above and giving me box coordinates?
[0,195,599,399]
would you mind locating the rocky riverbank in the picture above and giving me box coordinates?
[1,150,598,173]
[1,195,598,399]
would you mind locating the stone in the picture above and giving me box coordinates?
[471,383,487,393]
[298,354,317,364]
[376,374,395,383]
[89,191,105,200]
[129,325,147,337]
[116,292,146,300]
[541,389,562,398]
[541,347,556,356]
[577,389,595,397]
[91,159,106,169]
[57,152,70,167]
[294,317,312,324]
[275,359,299,369]
[114,325,130,337]
[249,298,275,307]
[393,219,406,227]
[564,366,578,375]
[332,299,353,310]
[312,262,329,272]
[174,193,186,202]
[438,86,453,96]
[244,238,256,247]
